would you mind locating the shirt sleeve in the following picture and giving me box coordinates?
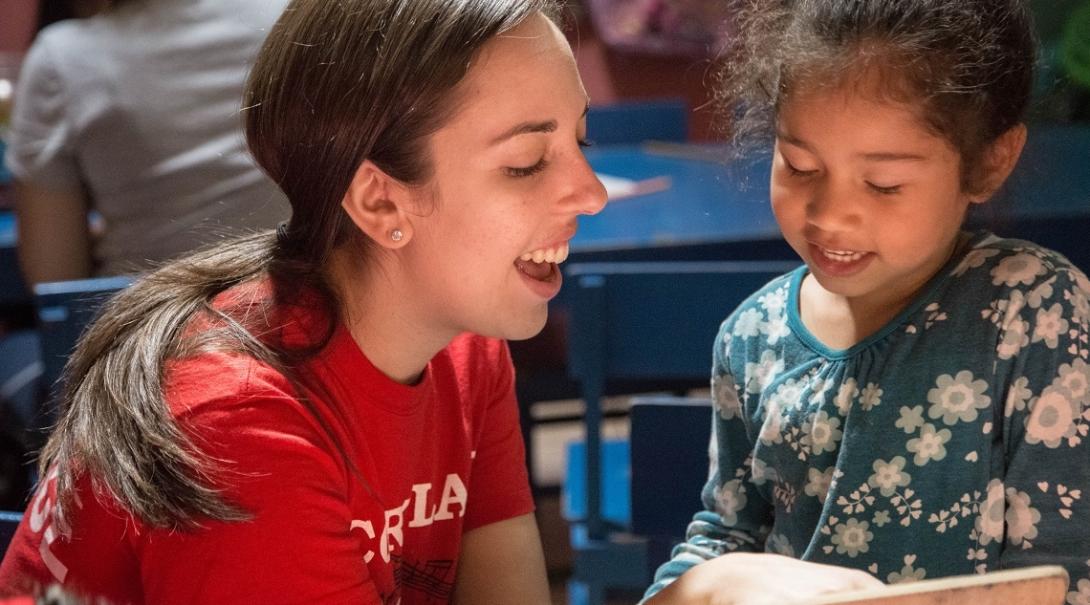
[462,338,534,532]
[5,30,82,190]
[991,261,1090,596]
[136,372,384,605]
[642,318,773,602]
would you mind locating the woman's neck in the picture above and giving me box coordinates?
[327,249,452,386]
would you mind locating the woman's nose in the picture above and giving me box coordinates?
[561,154,608,216]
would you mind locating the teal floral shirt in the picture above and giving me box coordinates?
[644,232,1090,604]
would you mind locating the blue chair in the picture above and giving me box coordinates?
[629,395,714,569]
[586,98,688,145]
[0,510,22,557]
[562,260,799,604]
[0,211,29,306]
[35,275,134,400]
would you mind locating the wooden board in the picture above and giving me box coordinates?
[809,565,1069,605]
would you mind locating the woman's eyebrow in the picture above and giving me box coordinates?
[489,101,589,146]
[490,119,558,145]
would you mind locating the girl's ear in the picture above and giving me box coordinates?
[972,124,1027,204]
[340,161,414,248]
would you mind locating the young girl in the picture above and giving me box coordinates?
[644,1,1090,603]
[0,0,606,603]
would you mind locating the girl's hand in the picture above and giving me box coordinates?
[647,552,885,605]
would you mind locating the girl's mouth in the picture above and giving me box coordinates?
[808,243,874,278]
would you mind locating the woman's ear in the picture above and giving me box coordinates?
[971,124,1027,204]
[340,161,413,248]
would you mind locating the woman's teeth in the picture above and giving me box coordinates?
[520,243,570,265]
[820,247,865,262]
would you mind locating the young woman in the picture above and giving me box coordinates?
[0,1,606,603]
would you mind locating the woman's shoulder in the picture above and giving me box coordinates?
[27,18,105,64]
[163,350,297,421]
[16,18,120,108]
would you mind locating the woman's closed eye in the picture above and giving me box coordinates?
[506,138,592,178]
[505,158,548,178]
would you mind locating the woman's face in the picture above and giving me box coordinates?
[396,12,606,342]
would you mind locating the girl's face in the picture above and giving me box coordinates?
[397,13,606,342]
[770,75,979,319]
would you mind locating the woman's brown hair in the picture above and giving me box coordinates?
[38,0,558,532]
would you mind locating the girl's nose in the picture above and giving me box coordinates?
[806,180,860,232]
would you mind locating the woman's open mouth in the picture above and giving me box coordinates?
[515,242,569,298]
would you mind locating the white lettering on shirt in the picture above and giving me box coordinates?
[349,520,376,563]
[408,483,436,528]
[433,473,467,522]
[349,472,469,564]
[28,468,69,582]
[380,498,410,564]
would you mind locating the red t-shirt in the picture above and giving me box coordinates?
[0,284,534,604]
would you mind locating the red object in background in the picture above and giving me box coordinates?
[588,0,732,56]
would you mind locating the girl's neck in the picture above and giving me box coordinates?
[327,249,452,386]
[799,232,969,351]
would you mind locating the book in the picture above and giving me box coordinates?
[808,565,1069,605]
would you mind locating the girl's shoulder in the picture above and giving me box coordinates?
[718,267,801,332]
[947,232,1089,298]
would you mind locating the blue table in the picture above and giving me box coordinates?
[574,144,790,261]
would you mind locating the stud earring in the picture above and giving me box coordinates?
[390,229,404,242]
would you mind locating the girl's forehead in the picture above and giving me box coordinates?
[783,59,924,109]
[778,64,936,131]
[776,78,961,159]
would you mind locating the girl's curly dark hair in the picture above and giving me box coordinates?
[717,0,1037,194]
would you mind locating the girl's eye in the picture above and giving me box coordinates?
[505,158,548,178]
[785,160,817,177]
[867,182,902,195]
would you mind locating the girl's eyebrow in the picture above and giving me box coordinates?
[777,130,927,162]
[776,130,814,151]
[856,151,928,162]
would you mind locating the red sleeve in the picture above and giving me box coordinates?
[137,361,382,605]
[461,338,535,532]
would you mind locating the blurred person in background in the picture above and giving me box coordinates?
[0,0,288,510]
[8,0,289,282]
